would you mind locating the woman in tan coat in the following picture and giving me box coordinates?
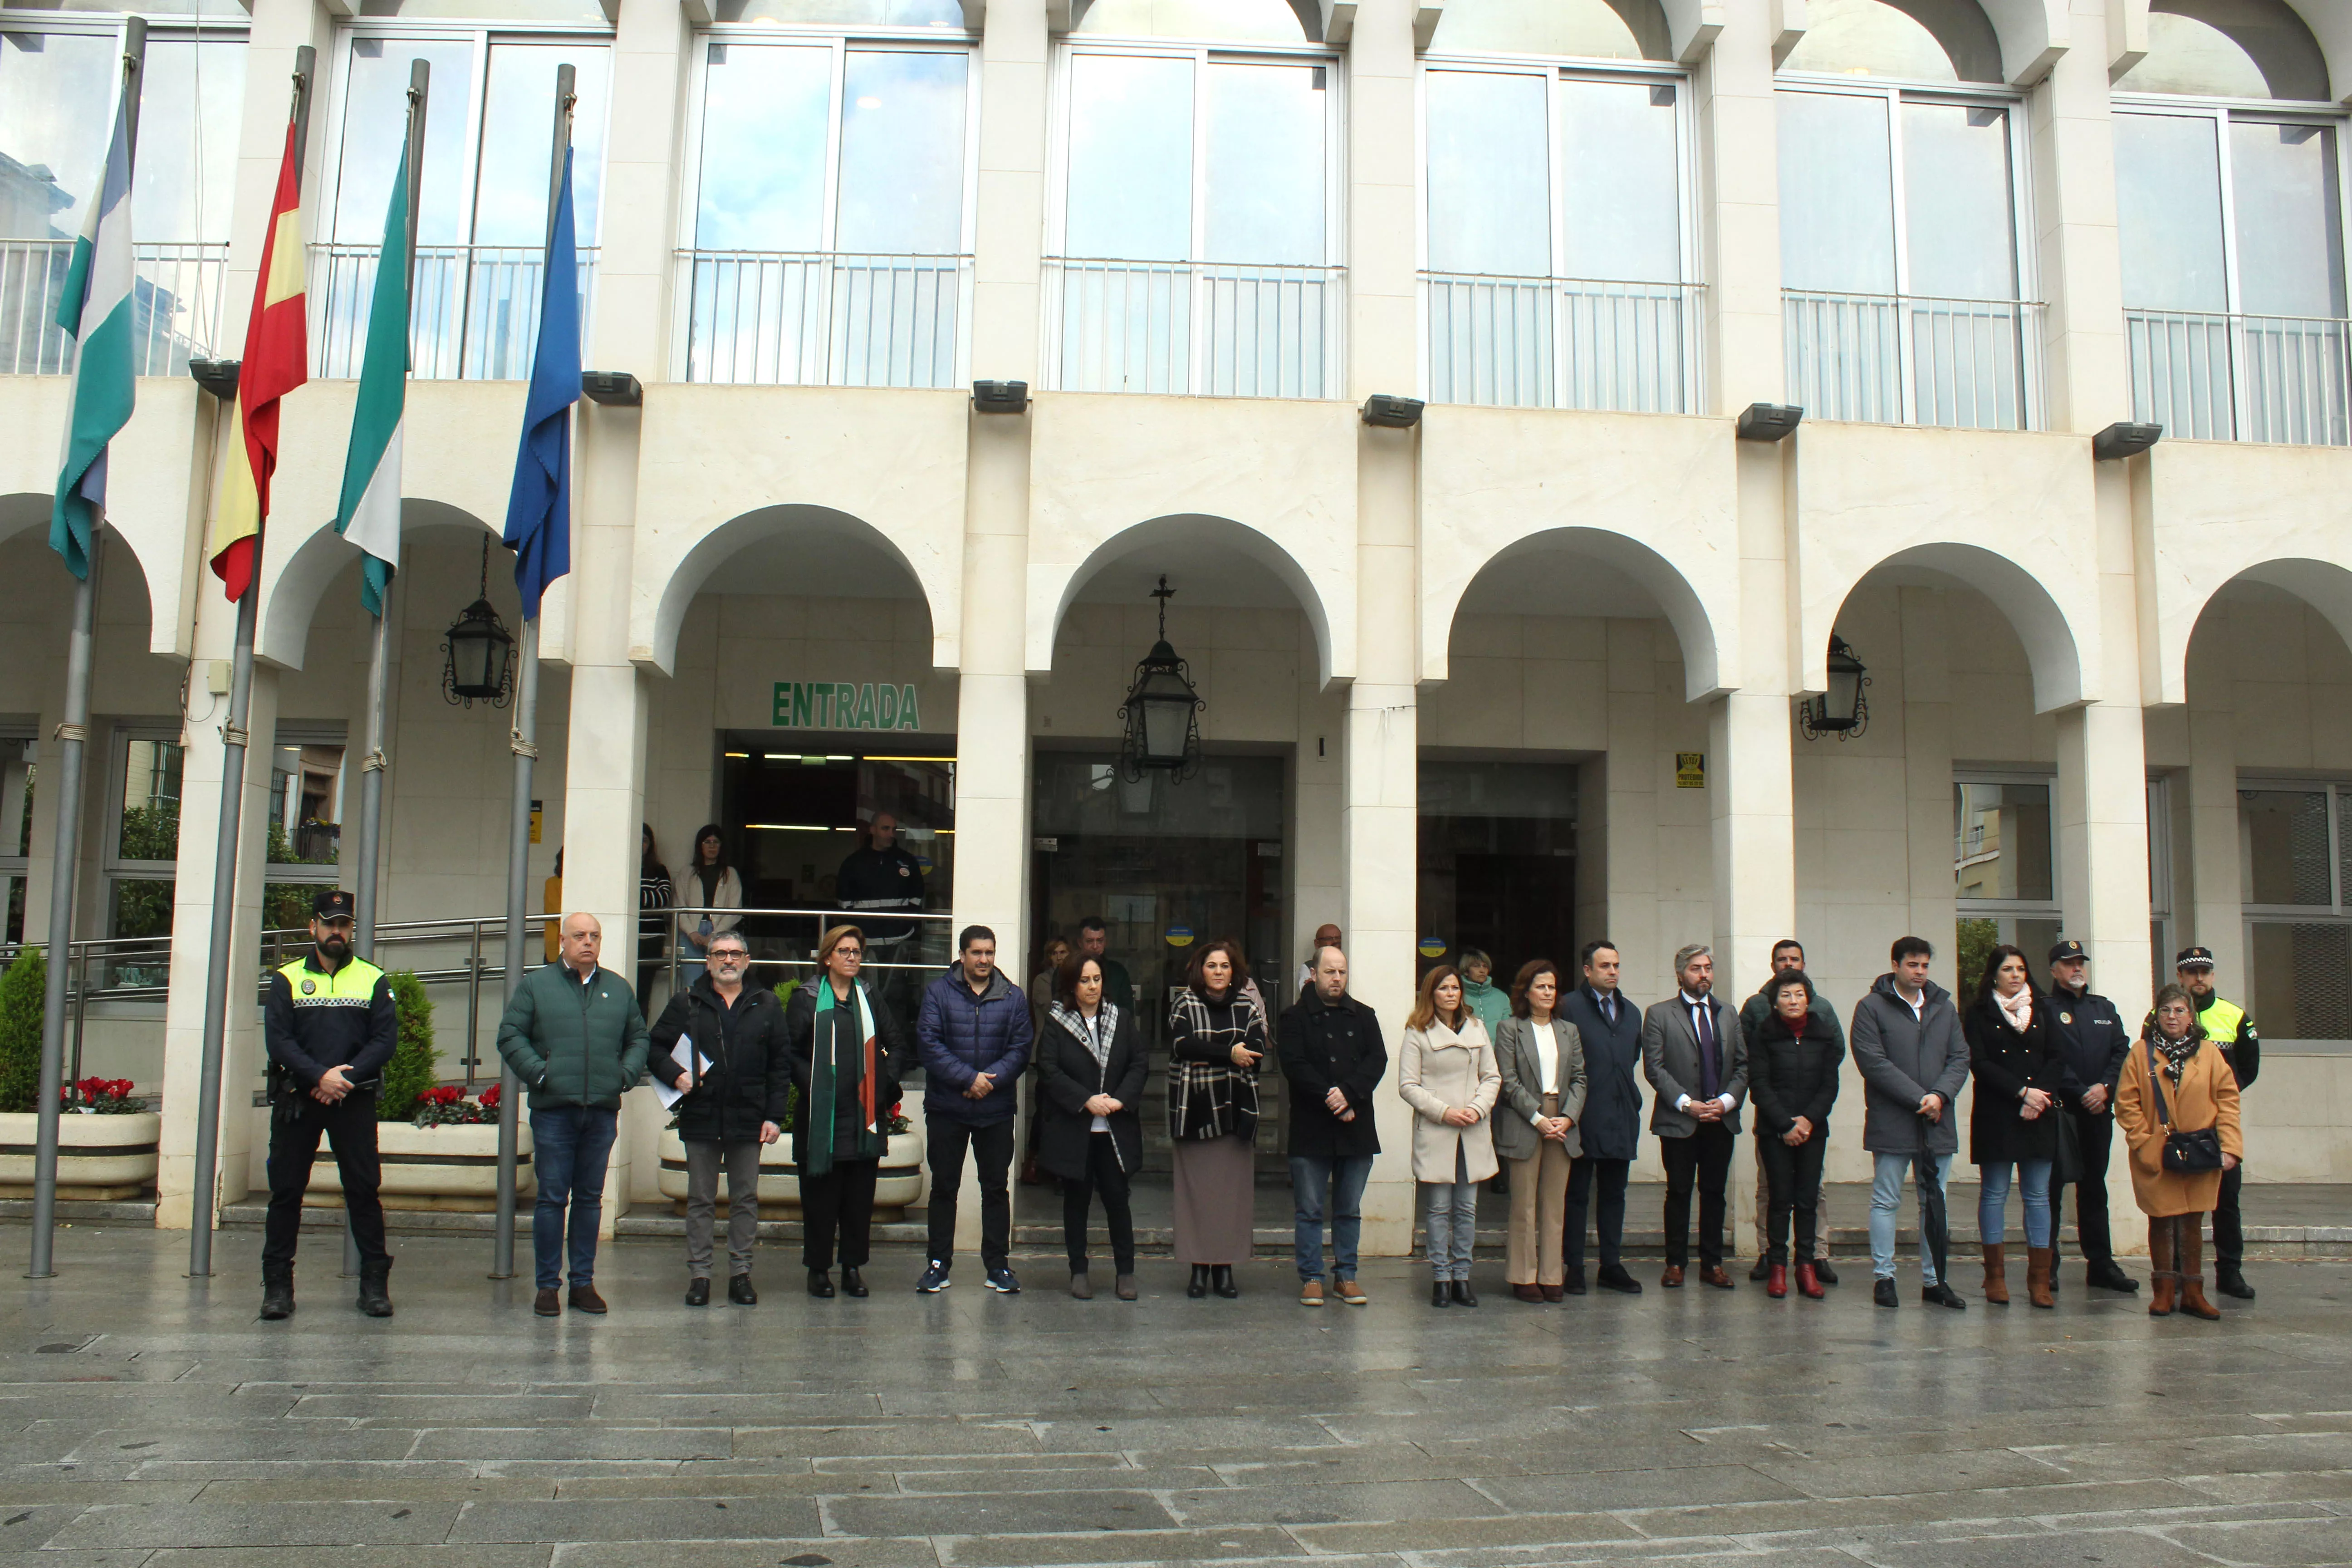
[1400,965,1501,1309]
[1492,960,1585,1303]
[2115,983,2244,1321]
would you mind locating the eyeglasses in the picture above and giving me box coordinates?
[710,949,749,962]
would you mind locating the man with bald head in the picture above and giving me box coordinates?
[498,911,651,1318]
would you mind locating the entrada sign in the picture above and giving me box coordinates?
[772,681,922,730]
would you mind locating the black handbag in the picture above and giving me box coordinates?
[2147,1041,2225,1175]
[2052,1092,2084,1186]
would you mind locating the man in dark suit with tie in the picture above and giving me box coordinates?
[1556,940,1644,1295]
[1641,943,1748,1289]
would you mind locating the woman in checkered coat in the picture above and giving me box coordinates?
[1166,939,1266,1300]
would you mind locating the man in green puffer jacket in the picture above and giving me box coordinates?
[497,912,651,1318]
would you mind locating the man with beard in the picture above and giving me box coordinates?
[2176,946,2261,1300]
[260,890,399,1321]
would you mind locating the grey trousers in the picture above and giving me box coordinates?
[685,1139,763,1279]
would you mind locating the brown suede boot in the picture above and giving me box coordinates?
[1980,1243,2009,1305]
[2026,1246,2054,1309]
[2176,1219,2220,1320]
[2147,1218,2176,1317]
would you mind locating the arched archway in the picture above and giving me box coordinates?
[0,492,180,660]
[1812,541,2089,713]
[1780,0,2069,88]
[256,500,503,671]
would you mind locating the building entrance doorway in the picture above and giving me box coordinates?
[1417,758,1581,985]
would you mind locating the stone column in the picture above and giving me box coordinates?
[2182,634,2243,983]
[2025,0,2132,435]
[1690,0,1784,412]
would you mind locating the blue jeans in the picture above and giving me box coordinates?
[1870,1149,1954,1285]
[1289,1154,1373,1281]
[531,1104,619,1290]
[1979,1159,2053,1248]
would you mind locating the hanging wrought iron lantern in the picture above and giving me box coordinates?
[1118,575,1203,783]
[442,536,515,709]
[1798,632,1869,740]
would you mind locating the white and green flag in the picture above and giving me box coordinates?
[50,92,137,582]
[332,130,412,617]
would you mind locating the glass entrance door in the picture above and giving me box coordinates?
[1417,758,1580,984]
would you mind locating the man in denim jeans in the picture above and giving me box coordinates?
[1277,945,1387,1306]
[1848,935,1972,1311]
[497,912,651,1317]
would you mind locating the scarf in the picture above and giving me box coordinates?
[806,978,882,1176]
[2151,1027,2200,1087]
[1049,1000,1120,1077]
[1996,985,2034,1033]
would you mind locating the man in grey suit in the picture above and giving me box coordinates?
[1641,944,1747,1289]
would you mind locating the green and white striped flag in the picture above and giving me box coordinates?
[332,130,412,617]
[50,92,137,582]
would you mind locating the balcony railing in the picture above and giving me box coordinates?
[1044,257,1342,399]
[2127,308,2351,446]
[679,250,969,387]
[308,243,598,381]
[0,240,230,377]
[1784,289,2039,431]
[1423,273,1702,414]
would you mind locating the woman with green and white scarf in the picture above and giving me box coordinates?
[785,924,908,1299]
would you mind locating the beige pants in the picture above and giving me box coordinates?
[1506,1094,1573,1286]
[1754,1136,1830,1259]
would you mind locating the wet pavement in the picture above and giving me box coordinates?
[0,1222,2345,1565]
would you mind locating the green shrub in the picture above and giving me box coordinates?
[0,948,46,1115]
[376,970,437,1121]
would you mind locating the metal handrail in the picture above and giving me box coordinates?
[308,241,600,381]
[1421,270,1703,414]
[1784,288,2042,431]
[1044,255,1345,398]
[676,248,971,387]
[2125,306,2352,446]
[0,240,231,376]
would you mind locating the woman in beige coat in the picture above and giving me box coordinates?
[1400,965,1501,1308]
[2116,983,2243,1322]
[1493,960,1586,1302]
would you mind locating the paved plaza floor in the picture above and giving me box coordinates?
[0,1224,2345,1566]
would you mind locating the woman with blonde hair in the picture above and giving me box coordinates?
[783,924,906,1299]
[1400,964,1501,1308]
[2116,982,2244,1321]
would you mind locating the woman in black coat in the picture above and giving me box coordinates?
[1965,944,2065,1309]
[1745,968,1842,1300]
[782,924,908,1299]
[1034,953,1147,1301]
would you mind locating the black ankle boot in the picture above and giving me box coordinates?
[1211,1264,1238,1299]
[1187,1264,1210,1298]
[260,1265,294,1322]
[807,1269,835,1298]
[356,1259,394,1318]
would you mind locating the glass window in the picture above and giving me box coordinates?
[2114,113,2227,313]
[1777,90,1895,296]
[0,28,117,242]
[1954,779,2055,904]
[2249,921,2352,1040]
[2230,120,2345,319]
[1425,69,1548,277]
[1430,0,1665,60]
[106,733,182,946]
[2238,779,2352,1043]
[1,735,31,947]
[2241,786,2333,905]
[134,35,247,247]
[1902,101,2015,301]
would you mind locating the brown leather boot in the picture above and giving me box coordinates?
[1981,1243,2009,1305]
[2176,1220,2220,1320]
[2146,1218,2176,1317]
[2026,1246,2054,1309]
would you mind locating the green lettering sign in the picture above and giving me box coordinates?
[769,680,923,731]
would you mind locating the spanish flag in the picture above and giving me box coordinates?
[207,118,308,601]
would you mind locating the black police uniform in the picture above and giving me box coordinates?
[836,838,926,1015]
[2043,951,2133,1286]
[262,913,399,1287]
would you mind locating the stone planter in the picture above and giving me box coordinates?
[0,1110,160,1200]
[658,1129,922,1216]
[308,1120,533,1212]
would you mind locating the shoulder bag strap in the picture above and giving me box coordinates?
[2146,1039,2171,1128]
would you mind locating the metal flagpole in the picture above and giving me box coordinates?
[30,18,147,1283]
[493,64,574,1281]
[186,44,313,1284]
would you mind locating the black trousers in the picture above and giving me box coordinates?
[1660,1122,1736,1268]
[262,1091,388,1270]
[2058,1105,2117,1267]
[800,1157,879,1271]
[926,1116,1014,1269]
[2214,1161,2245,1271]
[1564,1155,1630,1271]
[1061,1132,1136,1274]
[1758,1131,1828,1265]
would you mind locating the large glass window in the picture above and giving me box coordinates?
[1423,63,1693,412]
[1,19,245,375]
[263,727,347,933]
[1049,40,1339,397]
[1954,774,2060,993]
[314,26,609,380]
[683,33,973,386]
[1778,76,2032,429]
[2238,780,2352,1044]
[0,733,31,949]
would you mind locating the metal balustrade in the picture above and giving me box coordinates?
[308,243,598,381]
[1422,273,1701,414]
[0,240,229,377]
[1784,289,2039,431]
[2127,308,2352,446]
[1045,257,1342,398]
[679,250,969,387]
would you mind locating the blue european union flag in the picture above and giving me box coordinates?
[502,145,579,619]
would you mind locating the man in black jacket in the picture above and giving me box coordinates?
[836,813,926,1019]
[2044,939,2137,1294]
[2178,946,2260,1299]
[260,890,399,1322]
[649,932,788,1307]
[1556,940,1643,1295]
[1277,943,1385,1307]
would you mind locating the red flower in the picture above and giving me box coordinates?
[479,1083,502,1110]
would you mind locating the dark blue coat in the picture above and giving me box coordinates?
[1558,982,1643,1161]
[916,964,1033,1126]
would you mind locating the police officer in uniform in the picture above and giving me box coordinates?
[260,889,398,1321]
[2043,939,2137,1294]
[836,812,926,1020]
[2176,946,2260,1300]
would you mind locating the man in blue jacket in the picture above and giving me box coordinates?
[915,926,1032,1294]
[1557,939,1644,1296]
